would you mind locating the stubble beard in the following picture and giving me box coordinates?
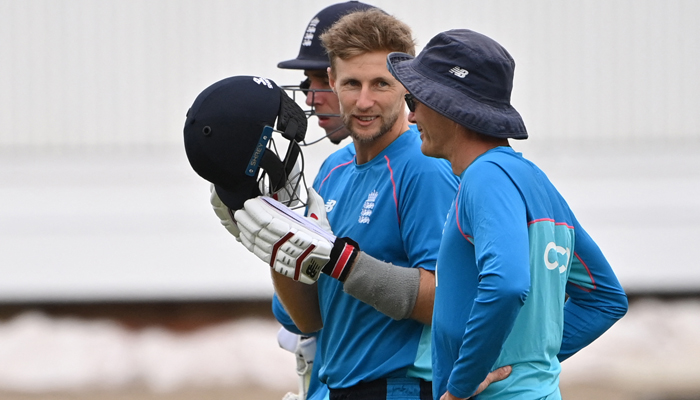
[344,109,400,144]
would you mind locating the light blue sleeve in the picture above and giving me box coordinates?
[558,215,628,361]
[447,162,530,399]
[398,158,458,271]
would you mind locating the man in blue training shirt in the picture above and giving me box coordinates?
[387,30,628,399]
[266,10,452,399]
[233,11,509,400]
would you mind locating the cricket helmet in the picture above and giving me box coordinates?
[277,1,379,70]
[184,75,307,210]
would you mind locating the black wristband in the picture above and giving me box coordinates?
[322,237,360,282]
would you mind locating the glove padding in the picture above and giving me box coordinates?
[234,196,359,285]
[305,187,332,233]
[210,184,240,240]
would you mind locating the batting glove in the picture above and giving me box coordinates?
[210,184,241,240]
[305,187,332,233]
[234,196,359,285]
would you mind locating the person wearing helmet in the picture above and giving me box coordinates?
[278,1,379,146]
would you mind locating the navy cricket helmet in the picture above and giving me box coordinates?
[277,1,378,70]
[184,75,308,210]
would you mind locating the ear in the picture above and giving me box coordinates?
[327,67,337,93]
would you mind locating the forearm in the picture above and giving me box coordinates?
[561,224,628,361]
[448,270,528,398]
[409,268,435,324]
[558,293,628,361]
[271,270,323,333]
[232,195,434,325]
[342,252,433,324]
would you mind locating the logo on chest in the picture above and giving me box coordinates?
[358,190,379,224]
[325,199,337,213]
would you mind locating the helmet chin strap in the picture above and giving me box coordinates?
[301,124,346,146]
[281,84,347,147]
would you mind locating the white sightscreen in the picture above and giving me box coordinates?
[1,0,698,300]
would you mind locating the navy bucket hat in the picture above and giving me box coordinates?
[387,29,527,139]
[278,1,378,70]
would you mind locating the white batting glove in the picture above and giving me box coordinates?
[234,196,359,285]
[209,184,241,240]
[277,328,316,400]
[305,187,332,233]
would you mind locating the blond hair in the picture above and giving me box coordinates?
[320,9,415,70]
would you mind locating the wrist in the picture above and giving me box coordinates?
[321,237,360,282]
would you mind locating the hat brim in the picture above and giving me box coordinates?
[387,52,527,140]
[278,58,330,71]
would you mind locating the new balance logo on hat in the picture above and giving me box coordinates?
[449,66,469,78]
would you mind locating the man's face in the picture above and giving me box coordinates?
[328,51,406,144]
[304,70,349,144]
[407,97,456,159]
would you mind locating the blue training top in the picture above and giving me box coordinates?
[312,126,459,389]
[270,143,358,400]
[432,146,628,399]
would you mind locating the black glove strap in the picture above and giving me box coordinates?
[322,237,360,282]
